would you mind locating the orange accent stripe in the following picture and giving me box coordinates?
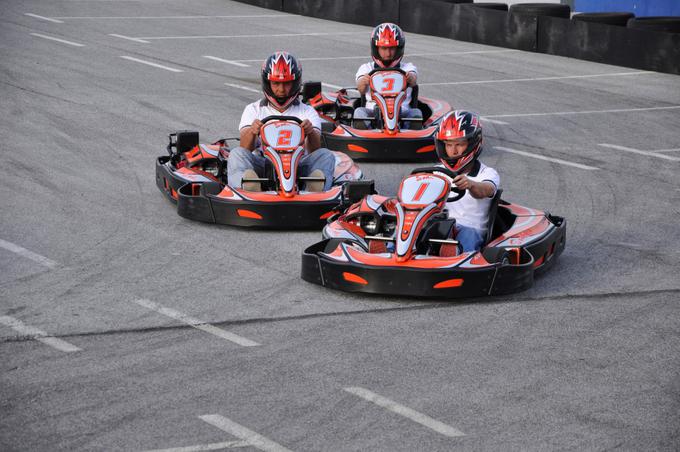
[416,144,435,153]
[347,144,369,153]
[170,188,178,200]
[433,278,464,289]
[237,209,262,219]
[319,210,335,220]
[533,255,545,267]
[343,272,368,285]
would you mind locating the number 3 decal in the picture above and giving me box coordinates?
[382,77,395,92]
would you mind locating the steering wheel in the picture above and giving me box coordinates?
[368,67,407,76]
[410,166,466,202]
[260,115,303,124]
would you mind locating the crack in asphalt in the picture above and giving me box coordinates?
[1,287,678,345]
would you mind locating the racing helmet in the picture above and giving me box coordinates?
[435,110,483,173]
[261,51,302,110]
[370,23,405,68]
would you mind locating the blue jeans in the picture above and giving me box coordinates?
[227,146,335,191]
[455,224,485,252]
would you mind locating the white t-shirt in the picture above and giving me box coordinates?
[440,161,500,232]
[238,99,321,131]
[355,61,418,108]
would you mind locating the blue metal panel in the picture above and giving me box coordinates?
[573,0,680,16]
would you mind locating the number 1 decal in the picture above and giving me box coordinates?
[413,182,429,201]
[276,129,293,146]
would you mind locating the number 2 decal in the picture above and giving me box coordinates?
[276,129,293,146]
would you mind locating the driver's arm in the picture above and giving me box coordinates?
[356,75,370,95]
[406,71,417,87]
[301,119,322,152]
[239,119,262,150]
[452,175,496,199]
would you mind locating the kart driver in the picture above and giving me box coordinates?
[354,23,422,129]
[435,110,500,252]
[228,51,335,192]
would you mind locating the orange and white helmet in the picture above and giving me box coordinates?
[435,110,483,173]
[370,23,405,68]
[261,51,302,110]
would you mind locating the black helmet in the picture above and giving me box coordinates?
[435,110,483,173]
[261,51,302,110]
[370,23,405,68]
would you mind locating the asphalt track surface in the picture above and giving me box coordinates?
[1,0,680,450]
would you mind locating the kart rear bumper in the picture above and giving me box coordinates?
[322,135,438,162]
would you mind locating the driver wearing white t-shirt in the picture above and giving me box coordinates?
[354,23,422,128]
[434,110,500,252]
[228,51,335,192]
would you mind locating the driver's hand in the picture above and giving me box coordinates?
[452,174,471,190]
[250,119,263,136]
[300,119,315,135]
[406,72,417,86]
[357,75,370,94]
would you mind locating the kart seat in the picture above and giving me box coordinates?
[485,188,503,245]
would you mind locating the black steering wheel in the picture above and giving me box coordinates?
[410,166,466,202]
[260,115,302,124]
[368,67,407,76]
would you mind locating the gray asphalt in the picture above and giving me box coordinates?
[1,0,679,450]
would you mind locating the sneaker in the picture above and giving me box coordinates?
[241,169,262,192]
[305,169,325,192]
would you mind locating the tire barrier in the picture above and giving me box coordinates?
[232,0,680,75]
[627,16,680,33]
[509,3,571,19]
[572,12,635,26]
[463,3,509,12]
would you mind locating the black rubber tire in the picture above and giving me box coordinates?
[627,17,680,33]
[509,3,571,18]
[464,3,508,11]
[321,121,336,133]
[572,12,635,26]
[437,0,473,3]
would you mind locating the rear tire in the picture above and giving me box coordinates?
[463,3,508,11]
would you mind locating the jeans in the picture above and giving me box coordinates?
[455,224,485,253]
[227,146,336,191]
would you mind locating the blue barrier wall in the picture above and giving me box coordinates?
[573,0,680,16]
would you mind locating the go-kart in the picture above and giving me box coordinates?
[156,116,363,229]
[303,67,451,162]
[301,166,566,298]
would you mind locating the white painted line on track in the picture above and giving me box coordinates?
[25,13,64,23]
[204,56,250,67]
[53,14,291,19]
[143,440,248,452]
[199,415,293,452]
[0,316,81,353]
[133,299,260,347]
[655,148,680,153]
[120,56,182,72]
[30,33,84,47]
[136,31,361,40]
[494,146,600,170]
[0,238,57,268]
[109,33,150,43]
[344,386,465,438]
[420,71,652,86]
[597,143,680,162]
[481,117,509,125]
[232,49,518,64]
[484,105,680,119]
[224,83,260,93]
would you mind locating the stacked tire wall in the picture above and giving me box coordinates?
[234,0,680,75]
